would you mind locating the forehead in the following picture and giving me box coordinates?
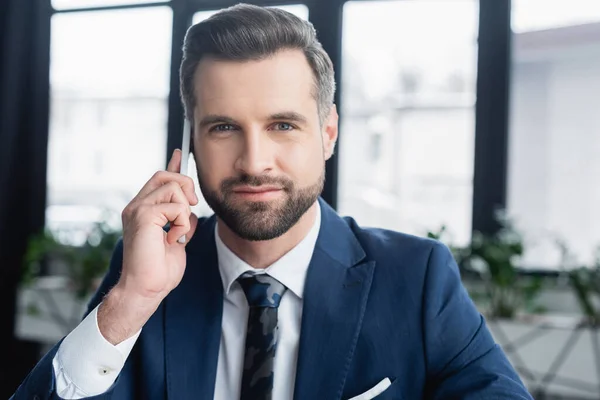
[193,49,317,117]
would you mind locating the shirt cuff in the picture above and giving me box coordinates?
[53,303,142,396]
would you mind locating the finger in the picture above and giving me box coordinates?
[135,171,198,206]
[167,149,181,173]
[176,213,199,245]
[187,213,199,242]
[150,203,191,244]
[143,181,190,208]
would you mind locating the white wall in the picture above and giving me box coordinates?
[509,44,600,269]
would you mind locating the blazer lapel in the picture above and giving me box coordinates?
[165,216,223,400]
[293,199,375,400]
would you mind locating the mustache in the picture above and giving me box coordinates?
[221,174,294,192]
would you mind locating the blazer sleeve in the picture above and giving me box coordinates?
[10,239,127,400]
[422,241,533,400]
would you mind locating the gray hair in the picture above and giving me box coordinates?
[179,3,335,125]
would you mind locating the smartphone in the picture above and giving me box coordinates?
[180,119,191,177]
[177,119,192,244]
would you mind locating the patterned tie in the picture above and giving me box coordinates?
[238,274,288,400]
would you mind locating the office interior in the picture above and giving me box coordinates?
[2,0,600,398]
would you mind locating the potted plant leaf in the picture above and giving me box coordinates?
[17,213,121,341]
[429,212,544,320]
[564,244,600,327]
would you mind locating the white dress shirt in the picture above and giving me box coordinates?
[52,202,321,399]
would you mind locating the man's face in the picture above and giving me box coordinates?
[192,49,338,241]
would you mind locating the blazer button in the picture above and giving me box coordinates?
[33,396,40,400]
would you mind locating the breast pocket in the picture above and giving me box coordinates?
[346,377,401,400]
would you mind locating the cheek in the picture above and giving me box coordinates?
[278,140,324,182]
[196,142,235,186]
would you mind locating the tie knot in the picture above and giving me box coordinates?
[238,274,287,308]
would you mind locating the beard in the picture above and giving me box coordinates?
[197,168,324,241]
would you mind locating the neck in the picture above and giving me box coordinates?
[217,201,318,269]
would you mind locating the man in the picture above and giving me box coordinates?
[12,4,532,400]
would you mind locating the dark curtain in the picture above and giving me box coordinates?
[0,0,51,395]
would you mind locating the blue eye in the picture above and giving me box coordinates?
[211,124,236,132]
[273,122,294,131]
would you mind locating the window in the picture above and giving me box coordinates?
[508,1,600,268]
[193,4,308,24]
[338,0,479,246]
[52,0,168,10]
[47,7,172,244]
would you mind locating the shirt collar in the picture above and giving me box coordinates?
[214,201,321,299]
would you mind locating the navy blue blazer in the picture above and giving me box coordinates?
[12,198,532,399]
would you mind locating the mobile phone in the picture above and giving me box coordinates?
[177,119,192,244]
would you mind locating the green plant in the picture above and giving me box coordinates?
[21,217,121,300]
[563,244,600,326]
[429,213,545,319]
[21,228,64,287]
[70,220,121,299]
[427,225,469,268]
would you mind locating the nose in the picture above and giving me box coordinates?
[234,128,274,176]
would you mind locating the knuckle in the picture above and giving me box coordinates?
[168,180,180,191]
[122,203,135,220]
[178,205,191,220]
[170,182,187,202]
[152,170,165,181]
[135,204,151,218]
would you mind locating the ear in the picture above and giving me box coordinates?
[322,104,339,160]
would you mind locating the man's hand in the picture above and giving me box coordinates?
[98,149,199,345]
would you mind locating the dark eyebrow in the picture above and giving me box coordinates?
[198,111,309,129]
[198,115,239,129]
[269,111,308,125]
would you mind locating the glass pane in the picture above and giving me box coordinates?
[47,7,172,245]
[193,4,308,24]
[512,0,600,33]
[508,1,600,268]
[339,1,478,246]
[52,0,168,10]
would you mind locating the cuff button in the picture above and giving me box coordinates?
[99,366,112,375]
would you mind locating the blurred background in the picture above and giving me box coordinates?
[2,0,600,398]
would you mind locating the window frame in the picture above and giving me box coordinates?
[43,0,514,262]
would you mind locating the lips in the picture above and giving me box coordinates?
[232,186,282,194]
[229,185,284,201]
